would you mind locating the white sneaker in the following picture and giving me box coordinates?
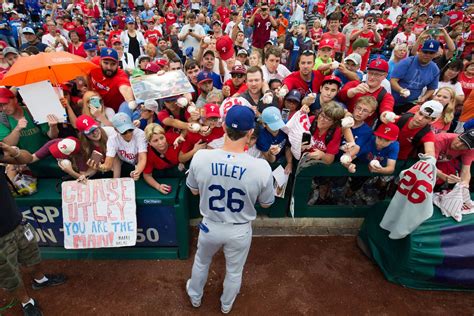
[186,279,201,308]
[221,304,232,314]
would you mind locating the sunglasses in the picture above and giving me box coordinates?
[231,73,245,78]
[85,126,98,135]
[301,49,315,56]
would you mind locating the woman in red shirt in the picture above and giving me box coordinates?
[459,61,474,98]
[67,30,87,58]
[143,123,179,194]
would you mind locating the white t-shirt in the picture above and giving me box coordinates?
[42,33,68,52]
[178,23,205,58]
[262,64,291,83]
[387,6,403,23]
[106,128,148,165]
[391,32,417,48]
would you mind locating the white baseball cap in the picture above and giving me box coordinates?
[420,100,443,119]
[344,53,362,66]
[143,99,158,112]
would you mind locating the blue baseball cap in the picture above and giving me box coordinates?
[261,106,285,131]
[100,47,118,61]
[84,41,97,51]
[125,17,135,24]
[421,39,440,53]
[225,106,255,132]
[111,112,135,134]
[463,118,474,131]
[197,71,213,84]
[285,89,301,103]
[111,20,119,26]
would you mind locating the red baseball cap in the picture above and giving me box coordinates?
[319,38,335,49]
[204,103,221,118]
[155,58,168,67]
[216,36,235,61]
[144,62,160,73]
[111,38,122,46]
[76,114,99,134]
[322,75,342,87]
[374,123,399,141]
[406,18,415,24]
[0,88,14,103]
[49,137,81,159]
[230,65,247,75]
[367,58,389,73]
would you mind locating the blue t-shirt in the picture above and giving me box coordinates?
[333,69,363,86]
[256,126,288,160]
[138,115,161,130]
[391,56,440,105]
[210,72,223,90]
[358,136,400,167]
[352,123,373,157]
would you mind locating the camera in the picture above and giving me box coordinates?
[189,29,194,32]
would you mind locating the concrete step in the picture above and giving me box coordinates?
[190,216,363,236]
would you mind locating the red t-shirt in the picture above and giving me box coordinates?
[252,15,272,49]
[76,26,87,42]
[317,2,326,15]
[143,133,181,174]
[181,127,224,153]
[224,79,248,96]
[108,30,122,46]
[144,29,162,46]
[458,72,474,98]
[165,13,177,30]
[347,30,375,71]
[89,68,131,112]
[308,116,342,155]
[396,116,435,160]
[446,10,464,26]
[320,32,346,54]
[338,80,394,126]
[68,43,87,58]
[283,70,324,96]
[64,22,75,32]
[413,22,426,36]
[157,108,191,135]
[435,133,474,166]
[217,6,231,22]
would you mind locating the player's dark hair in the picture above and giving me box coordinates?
[246,66,263,79]
[265,46,282,60]
[225,126,249,141]
[184,59,199,71]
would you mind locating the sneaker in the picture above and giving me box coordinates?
[221,304,232,314]
[32,274,66,290]
[22,299,43,316]
[186,279,201,308]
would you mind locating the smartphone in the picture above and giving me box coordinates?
[189,28,194,32]
[90,150,103,165]
[89,96,102,109]
[301,132,311,145]
[282,108,290,122]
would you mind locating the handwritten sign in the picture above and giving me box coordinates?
[61,178,137,249]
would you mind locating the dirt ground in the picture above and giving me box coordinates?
[2,236,474,316]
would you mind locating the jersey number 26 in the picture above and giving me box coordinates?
[208,184,246,213]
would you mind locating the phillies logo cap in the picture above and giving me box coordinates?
[204,103,221,118]
[216,36,235,61]
[100,47,119,61]
[75,114,99,134]
[49,137,81,159]
[374,123,399,141]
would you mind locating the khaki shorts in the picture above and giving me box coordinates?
[0,223,41,291]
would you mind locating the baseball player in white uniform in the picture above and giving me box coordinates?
[186,106,275,313]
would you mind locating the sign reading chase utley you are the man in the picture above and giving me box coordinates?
[61,178,137,249]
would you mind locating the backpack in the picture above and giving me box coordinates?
[396,112,431,156]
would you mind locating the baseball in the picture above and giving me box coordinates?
[204,36,211,44]
[187,105,197,114]
[262,93,273,104]
[177,97,188,108]
[401,89,411,98]
[190,123,201,132]
[331,61,340,69]
[340,154,352,164]
[278,86,289,98]
[341,117,355,128]
[385,111,397,123]
[348,163,356,173]
[59,159,71,168]
[370,159,382,169]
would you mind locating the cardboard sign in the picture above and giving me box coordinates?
[130,70,195,101]
[61,178,137,249]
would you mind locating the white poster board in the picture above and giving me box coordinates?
[130,70,195,101]
[18,80,67,124]
[61,178,137,249]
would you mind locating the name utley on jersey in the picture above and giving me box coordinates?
[186,149,275,223]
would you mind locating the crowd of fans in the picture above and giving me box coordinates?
[0,0,473,206]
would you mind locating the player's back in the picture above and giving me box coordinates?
[187,149,274,224]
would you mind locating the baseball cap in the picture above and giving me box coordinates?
[225,105,255,131]
[100,47,118,61]
[76,114,99,135]
[237,49,248,56]
[155,58,168,67]
[285,89,301,103]
[421,39,440,53]
[344,53,361,66]
[143,99,159,112]
[419,11,427,16]
[212,20,222,26]
[111,20,119,26]
[197,71,213,84]
[459,129,474,150]
[125,17,135,24]
[111,38,122,46]
[261,106,285,131]
[111,112,135,134]
[137,55,151,64]
[162,95,179,102]
[0,88,14,103]
[83,41,97,51]
[49,137,81,159]
[202,49,215,58]
[230,65,246,75]
[144,62,160,73]
[420,100,443,119]
[204,103,220,118]
[22,27,35,34]
[383,10,389,15]
[352,38,369,50]
[367,58,389,73]
[406,18,415,24]
[433,12,443,17]
[373,123,399,141]
[3,47,18,56]
[216,36,235,61]
[463,118,474,131]
[322,75,342,87]
[319,38,334,49]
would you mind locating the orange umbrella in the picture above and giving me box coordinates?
[0,51,98,86]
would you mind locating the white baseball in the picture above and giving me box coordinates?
[401,89,411,98]
[370,159,382,169]
[187,105,197,114]
[59,159,71,168]
[190,123,201,132]
[385,111,397,123]
[204,36,211,44]
[278,87,289,98]
[177,97,188,107]
[262,93,273,104]
[331,61,340,69]
[340,154,352,164]
[348,163,356,173]
[341,117,355,128]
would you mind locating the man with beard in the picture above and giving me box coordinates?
[89,48,135,112]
